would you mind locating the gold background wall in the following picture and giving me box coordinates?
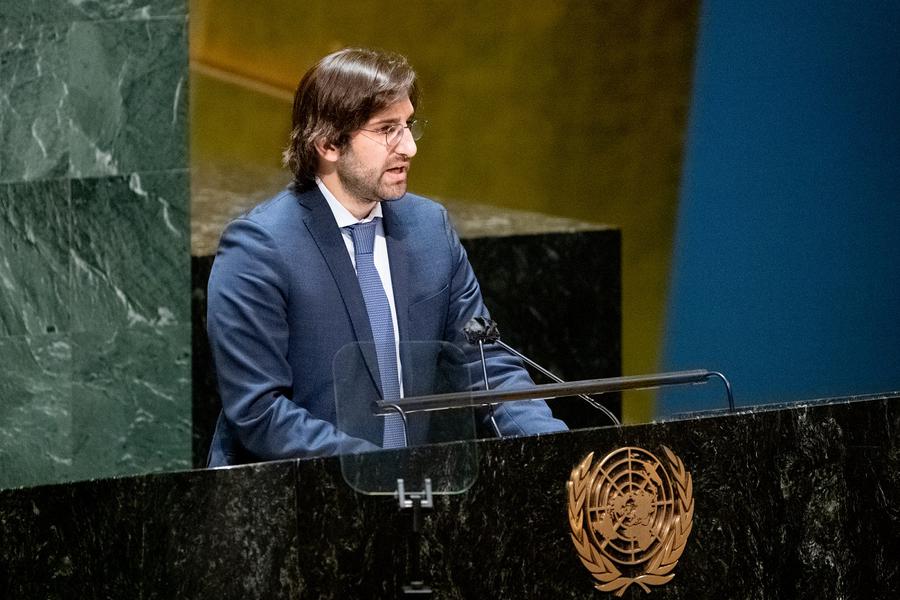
[190,0,700,422]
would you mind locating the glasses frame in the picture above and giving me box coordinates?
[358,119,427,147]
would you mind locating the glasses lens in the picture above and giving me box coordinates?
[410,119,426,141]
[383,125,399,146]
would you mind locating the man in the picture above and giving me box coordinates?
[206,48,566,467]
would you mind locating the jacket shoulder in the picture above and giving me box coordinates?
[397,192,445,212]
[390,193,451,228]
[238,188,307,230]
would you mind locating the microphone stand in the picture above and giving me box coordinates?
[463,316,621,429]
[472,332,503,437]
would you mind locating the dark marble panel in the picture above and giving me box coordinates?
[422,432,588,599]
[140,463,301,600]
[291,458,408,598]
[0,0,186,27]
[666,398,900,599]
[463,230,622,430]
[0,334,71,489]
[0,179,70,335]
[0,461,299,599]
[286,396,897,599]
[0,24,69,182]
[67,18,187,177]
[1,395,899,598]
[389,396,900,598]
[69,324,191,481]
[70,171,189,332]
[0,476,145,598]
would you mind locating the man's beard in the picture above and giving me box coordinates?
[336,147,408,203]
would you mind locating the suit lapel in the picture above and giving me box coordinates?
[298,188,383,396]
[384,201,435,445]
[382,202,412,385]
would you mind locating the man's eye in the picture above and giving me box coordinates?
[380,125,399,135]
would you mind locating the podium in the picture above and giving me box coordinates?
[2,391,898,598]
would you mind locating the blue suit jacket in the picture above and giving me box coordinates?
[206,186,566,466]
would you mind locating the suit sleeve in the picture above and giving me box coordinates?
[207,218,379,460]
[439,210,568,437]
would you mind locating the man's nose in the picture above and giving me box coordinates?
[395,127,417,157]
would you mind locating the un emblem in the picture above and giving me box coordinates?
[567,446,694,596]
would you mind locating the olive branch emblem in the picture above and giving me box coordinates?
[567,446,694,596]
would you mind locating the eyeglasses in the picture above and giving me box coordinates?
[358,119,427,147]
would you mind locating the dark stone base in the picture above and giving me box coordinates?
[2,394,898,598]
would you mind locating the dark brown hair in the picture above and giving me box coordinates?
[282,48,419,190]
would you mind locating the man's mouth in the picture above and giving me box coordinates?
[386,165,409,175]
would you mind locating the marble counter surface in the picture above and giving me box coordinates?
[190,161,612,257]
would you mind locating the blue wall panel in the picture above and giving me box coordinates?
[662,1,900,413]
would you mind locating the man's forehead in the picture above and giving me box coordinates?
[366,96,414,124]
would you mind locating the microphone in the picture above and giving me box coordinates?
[462,316,500,344]
[463,316,622,427]
[462,317,503,436]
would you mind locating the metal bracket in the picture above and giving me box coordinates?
[396,478,433,510]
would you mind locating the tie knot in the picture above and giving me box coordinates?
[347,218,379,255]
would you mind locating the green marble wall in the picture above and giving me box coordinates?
[0,1,190,488]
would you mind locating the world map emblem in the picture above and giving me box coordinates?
[567,446,694,596]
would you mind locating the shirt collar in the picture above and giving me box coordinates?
[316,176,383,228]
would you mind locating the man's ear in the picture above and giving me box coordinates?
[314,136,341,164]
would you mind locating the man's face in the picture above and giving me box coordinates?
[336,96,417,204]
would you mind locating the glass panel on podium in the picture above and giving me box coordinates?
[333,341,478,496]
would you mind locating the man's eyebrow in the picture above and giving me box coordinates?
[367,114,415,126]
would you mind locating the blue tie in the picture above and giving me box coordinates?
[346,219,407,448]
